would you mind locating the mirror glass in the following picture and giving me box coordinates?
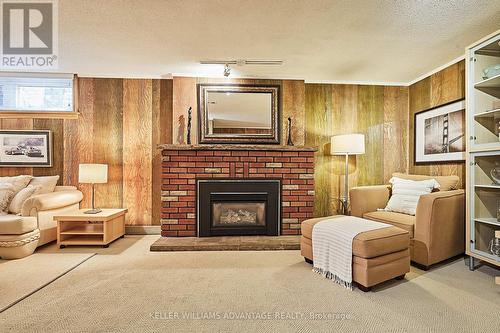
[206,91,272,135]
[198,85,280,144]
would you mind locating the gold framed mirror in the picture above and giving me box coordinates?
[197,84,280,144]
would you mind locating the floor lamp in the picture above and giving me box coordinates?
[330,134,365,215]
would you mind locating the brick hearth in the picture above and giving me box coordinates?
[160,145,316,237]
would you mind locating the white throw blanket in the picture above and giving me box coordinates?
[312,216,390,289]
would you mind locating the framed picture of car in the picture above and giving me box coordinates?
[0,130,52,167]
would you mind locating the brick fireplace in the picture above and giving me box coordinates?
[159,145,316,237]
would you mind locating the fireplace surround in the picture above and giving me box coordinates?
[197,179,280,237]
[160,144,316,237]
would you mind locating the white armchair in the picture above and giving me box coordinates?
[0,186,83,259]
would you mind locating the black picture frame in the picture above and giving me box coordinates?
[0,130,52,167]
[414,98,466,165]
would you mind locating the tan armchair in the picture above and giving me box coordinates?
[350,174,465,270]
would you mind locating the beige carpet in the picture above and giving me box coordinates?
[0,235,499,333]
[0,252,95,313]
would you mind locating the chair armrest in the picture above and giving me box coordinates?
[21,190,83,216]
[54,186,77,192]
[349,185,391,217]
[415,190,465,264]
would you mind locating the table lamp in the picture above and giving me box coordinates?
[330,134,365,215]
[79,164,108,214]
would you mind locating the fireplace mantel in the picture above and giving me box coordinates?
[159,144,317,152]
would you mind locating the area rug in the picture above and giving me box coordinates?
[1,236,499,332]
[0,252,95,313]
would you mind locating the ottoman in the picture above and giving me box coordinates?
[301,216,410,291]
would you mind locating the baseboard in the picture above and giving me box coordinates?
[125,226,161,235]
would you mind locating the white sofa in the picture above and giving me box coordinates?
[0,185,83,259]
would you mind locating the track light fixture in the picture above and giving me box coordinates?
[200,59,283,77]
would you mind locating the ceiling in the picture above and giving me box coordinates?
[58,0,500,84]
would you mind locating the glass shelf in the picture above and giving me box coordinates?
[472,221,500,261]
[474,218,500,227]
[475,74,500,98]
[474,108,500,118]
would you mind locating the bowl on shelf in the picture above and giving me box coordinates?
[490,166,500,185]
[490,238,500,257]
[483,64,500,80]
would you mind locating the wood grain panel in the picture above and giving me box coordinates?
[33,119,64,183]
[305,84,333,217]
[282,80,305,146]
[179,77,297,146]
[383,86,409,182]
[409,60,466,188]
[92,79,123,209]
[152,79,173,226]
[357,85,384,186]
[331,84,359,212]
[64,78,95,207]
[305,83,408,216]
[172,77,197,144]
[0,119,33,176]
[122,79,153,225]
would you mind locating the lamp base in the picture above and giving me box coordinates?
[84,209,102,214]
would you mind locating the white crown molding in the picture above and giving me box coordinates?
[406,55,465,86]
[303,80,408,86]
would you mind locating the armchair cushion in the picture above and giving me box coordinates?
[0,215,37,235]
[392,173,459,191]
[8,185,38,214]
[0,183,15,214]
[0,175,32,194]
[21,190,83,216]
[384,177,439,215]
[363,211,415,238]
[350,185,391,217]
[30,175,60,195]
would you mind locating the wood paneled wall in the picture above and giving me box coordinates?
[305,84,409,217]
[0,78,173,226]
[409,60,466,188]
[171,77,307,146]
[0,62,464,226]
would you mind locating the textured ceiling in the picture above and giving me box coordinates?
[58,0,500,84]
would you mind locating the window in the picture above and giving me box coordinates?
[0,74,75,115]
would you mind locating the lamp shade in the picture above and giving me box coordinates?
[330,134,365,155]
[78,164,108,184]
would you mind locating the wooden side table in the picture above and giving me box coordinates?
[54,209,128,248]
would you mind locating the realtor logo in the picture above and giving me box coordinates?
[1,0,58,69]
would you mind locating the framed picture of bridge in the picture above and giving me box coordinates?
[414,99,466,164]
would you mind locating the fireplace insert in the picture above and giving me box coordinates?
[197,179,280,237]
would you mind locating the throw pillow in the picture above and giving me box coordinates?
[9,185,39,214]
[0,175,33,195]
[0,183,16,215]
[30,175,60,195]
[384,177,440,215]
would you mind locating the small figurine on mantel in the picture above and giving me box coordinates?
[186,107,192,145]
[287,117,294,146]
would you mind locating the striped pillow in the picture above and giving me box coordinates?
[384,177,440,215]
